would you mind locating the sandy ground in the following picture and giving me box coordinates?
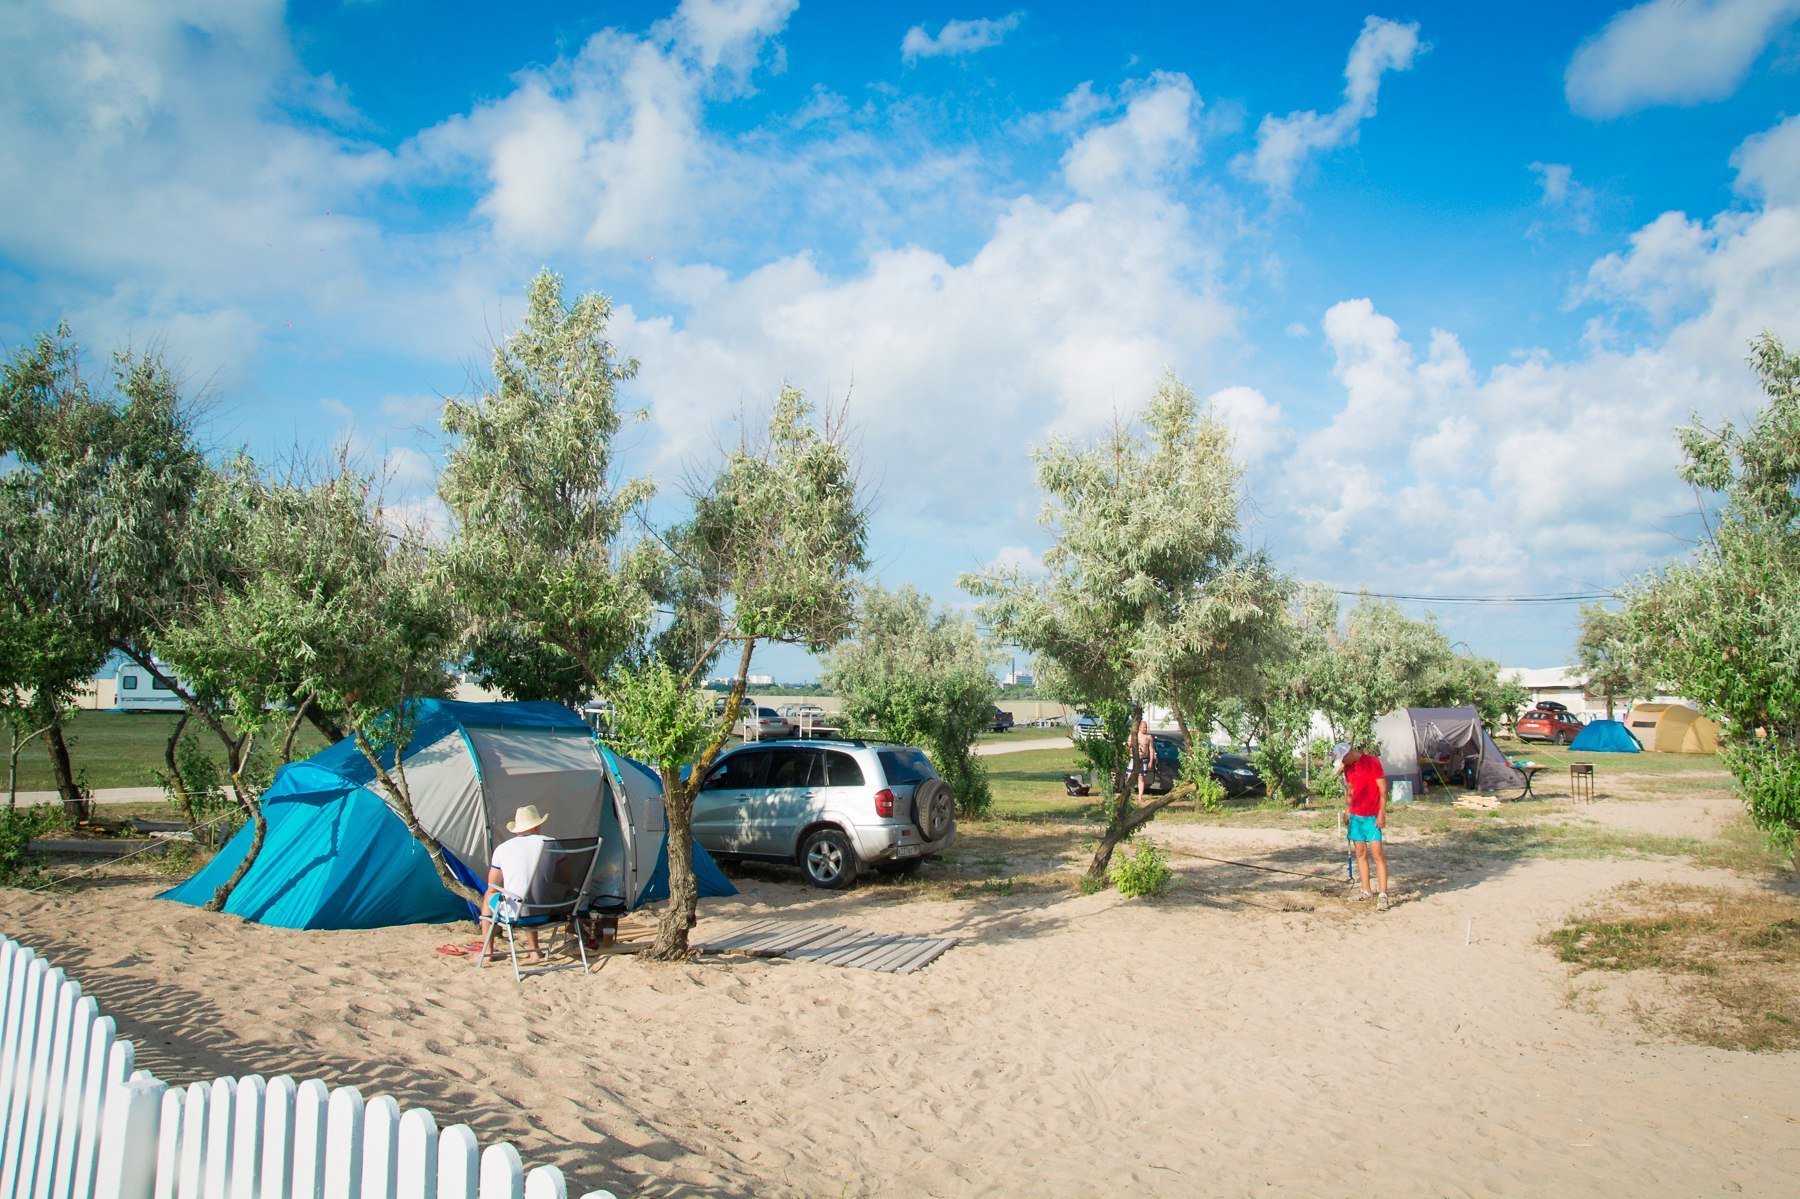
[4,796,1797,1198]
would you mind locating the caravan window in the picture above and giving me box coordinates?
[150,677,172,692]
[120,675,139,691]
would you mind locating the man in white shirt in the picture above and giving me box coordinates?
[479,804,554,963]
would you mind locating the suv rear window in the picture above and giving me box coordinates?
[876,748,938,786]
[821,751,864,787]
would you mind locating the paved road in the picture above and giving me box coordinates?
[13,787,165,807]
[974,735,1072,756]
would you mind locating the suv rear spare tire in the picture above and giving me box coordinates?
[800,828,858,889]
[911,778,955,841]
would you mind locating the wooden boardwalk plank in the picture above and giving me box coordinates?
[814,933,902,968]
[888,939,954,974]
[696,921,958,973]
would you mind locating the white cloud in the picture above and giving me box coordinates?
[1271,117,1800,600]
[901,12,1025,64]
[1566,0,1800,119]
[1240,16,1422,195]
[985,545,1046,575]
[1731,113,1800,205]
[1060,74,1201,198]
[1205,386,1291,466]
[1528,162,1597,236]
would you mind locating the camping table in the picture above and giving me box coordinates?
[1514,765,1549,800]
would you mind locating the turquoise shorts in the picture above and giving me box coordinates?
[1347,815,1383,843]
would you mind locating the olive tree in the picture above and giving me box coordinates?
[1572,602,1654,718]
[962,373,1289,879]
[439,269,661,704]
[0,325,225,821]
[0,608,105,810]
[157,456,462,907]
[823,583,998,817]
[1626,332,1800,851]
[604,386,868,959]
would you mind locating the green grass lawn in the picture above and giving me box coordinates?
[8,710,332,793]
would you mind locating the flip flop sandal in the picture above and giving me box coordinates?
[433,942,484,957]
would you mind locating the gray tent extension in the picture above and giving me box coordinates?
[1373,706,1525,796]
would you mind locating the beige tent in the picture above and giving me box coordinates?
[1623,702,1720,754]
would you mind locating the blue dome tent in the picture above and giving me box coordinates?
[1569,719,1642,753]
[161,699,733,929]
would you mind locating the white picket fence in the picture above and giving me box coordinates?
[0,935,619,1199]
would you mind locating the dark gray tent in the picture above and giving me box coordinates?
[1373,706,1524,795]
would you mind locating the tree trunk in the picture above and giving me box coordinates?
[45,716,89,824]
[649,767,700,960]
[356,735,482,906]
[205,734,264,911]
[306,706,347,745]
[1084,702,1144,880]
[8,724,52,810]
[162,711,195,826]
[649,637,757,961]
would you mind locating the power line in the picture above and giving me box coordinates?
[1330,589,1615,606]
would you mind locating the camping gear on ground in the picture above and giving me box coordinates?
[1063,773,1091,797]
[1623,702,1721,754]
[1568,719,1643,753]
[1389,780,1413,805]
[161,699,734,929]
[1373,706,1526,798]
[476,837,601,981]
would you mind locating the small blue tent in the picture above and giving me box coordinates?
[1569,719,1642,753]
[162,699,733,929]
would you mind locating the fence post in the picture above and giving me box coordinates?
[70,1016,120,1199]
[290,1078,331,1199]
[93,1075,166,1199]
[477,1144,523,1199]
[226,1076,264,1199]
[47,993,99,1199]
[201,1077,236,1199]
[14,966,71,1199]
[321,1085,363,1198]
[521,1167,566,1199]
[359,1096,401,1199]
[258,1076,298,1199]
[176,1080,212,1199]
[394,1107,438,1199]
[436,1125,479,1199]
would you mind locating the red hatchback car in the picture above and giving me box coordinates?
[1515,705,1584,744]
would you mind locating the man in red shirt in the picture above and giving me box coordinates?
[1334,742,1390,911]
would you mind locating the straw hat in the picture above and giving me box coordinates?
[506,804,549,834]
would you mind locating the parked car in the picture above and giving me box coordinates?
[1515,706,1585,745]
[990,705,1015,733]
[737,706,796,740]
[778,702,827,721]
[691,740,957,888]
[1070,713,1103,740]
[1142,734,1265,797]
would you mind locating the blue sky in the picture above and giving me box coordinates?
[4,0,1798,682]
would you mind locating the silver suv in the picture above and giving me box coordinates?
[691,740,957,888]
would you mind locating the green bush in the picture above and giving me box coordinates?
[1253,732,1307,803]
[1304,738,1345,803]
[1177,746,1226,813]
[0,805,53,887]
[1108,839,1173,898]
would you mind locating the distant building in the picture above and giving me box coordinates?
[1003,670,1035,687]
[747,674,775,687]
[1499,666,1691,720]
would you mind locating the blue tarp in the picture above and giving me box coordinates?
[161,699,734,929]
[1569,719,1642,753]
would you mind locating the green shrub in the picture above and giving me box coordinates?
[1108,839,1173,898]
[1178,748,1227,813]
[1305,738,1345,803]
[0,805,53,887]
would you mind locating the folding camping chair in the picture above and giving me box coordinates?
[475,837,601,981]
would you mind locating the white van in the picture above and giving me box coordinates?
[113,661,187,712]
